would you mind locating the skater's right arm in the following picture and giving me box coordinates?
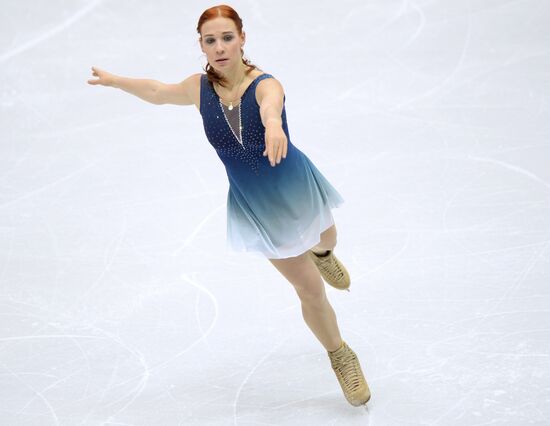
[87,66,200,106]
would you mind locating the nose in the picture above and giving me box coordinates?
[215,40,224,54]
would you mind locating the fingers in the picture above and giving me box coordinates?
[276,142,282,164]
[262,143,273,164]
[88,66,98,84]
[88,66,107,85]
[276,134,288,165]
[263,137,288,167]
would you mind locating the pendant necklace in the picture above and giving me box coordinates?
[216,72,247,147]
[216,72,246,110]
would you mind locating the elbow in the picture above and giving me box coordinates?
[152,82,166,105]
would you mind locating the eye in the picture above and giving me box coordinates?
[224,35,233,41]
[206,38,214,44]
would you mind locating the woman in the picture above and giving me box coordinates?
[88,4,371,407]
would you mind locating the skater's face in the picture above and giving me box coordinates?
[200,17,245,73]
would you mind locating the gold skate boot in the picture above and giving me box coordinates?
[308,249,351,291]
[327,340,371,406]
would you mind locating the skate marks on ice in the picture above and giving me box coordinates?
[0,0,104,63]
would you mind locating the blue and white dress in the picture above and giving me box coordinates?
[199,72,344,259]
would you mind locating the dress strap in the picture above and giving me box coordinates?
[253,73,285,102]
[254,73,273,86]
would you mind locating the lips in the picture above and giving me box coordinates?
[216,58,228,62]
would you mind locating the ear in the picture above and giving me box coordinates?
[241,31,246,46]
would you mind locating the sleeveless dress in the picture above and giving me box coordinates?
[199,72,344,259]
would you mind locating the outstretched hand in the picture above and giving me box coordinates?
[263,123,288,167]
[87,66,115,86]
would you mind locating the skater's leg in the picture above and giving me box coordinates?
[269,247,371,407]
[268,251,343,352]
[311,224,337,255]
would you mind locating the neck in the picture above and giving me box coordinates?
[219,62,247,90]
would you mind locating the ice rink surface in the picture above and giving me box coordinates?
[1,1,549,425]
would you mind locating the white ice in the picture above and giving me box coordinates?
[1,1,549,425]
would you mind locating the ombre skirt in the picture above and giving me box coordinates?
[224,143,344,259]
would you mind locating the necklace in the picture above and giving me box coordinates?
[219,101,244,147]
[216,71,246,110]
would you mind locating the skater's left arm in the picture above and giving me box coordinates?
[257,78,287,167]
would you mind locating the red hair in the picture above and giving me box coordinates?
[197,4,261,88]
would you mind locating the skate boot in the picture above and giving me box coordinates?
[327,340,371,406]
[308,249,351,291]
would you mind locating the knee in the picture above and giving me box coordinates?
[295,280,327,305]
[269,252,327,303]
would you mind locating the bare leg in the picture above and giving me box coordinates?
[268,249,343,352]
[311,224,337,255]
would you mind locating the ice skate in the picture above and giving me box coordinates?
[308,249,351,291]
[327,340,371,407]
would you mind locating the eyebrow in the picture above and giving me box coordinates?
[204,31,234,37]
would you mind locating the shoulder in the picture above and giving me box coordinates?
[155,73,202,107]
[185,73,203,110]
[255,73,285,104]
[256,75,283,89]
[188,73,203,108]
[181,72,203,95]
[187,72,203,84]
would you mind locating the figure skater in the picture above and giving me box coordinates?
[88,4,371,407]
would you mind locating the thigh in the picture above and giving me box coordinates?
[320,224,337,246]
[311,224,338,251]
[268,251,326,300]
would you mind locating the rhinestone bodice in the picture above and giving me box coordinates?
[199,73,289,176]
